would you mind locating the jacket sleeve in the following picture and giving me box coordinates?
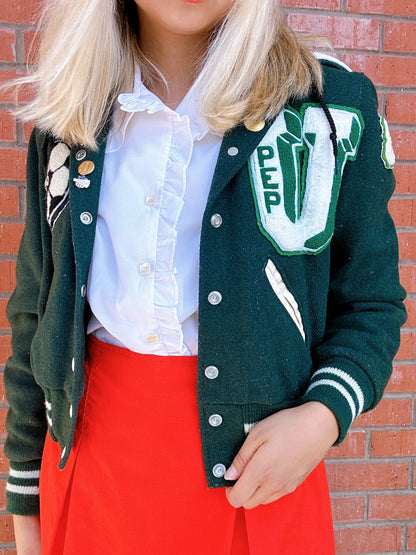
[301,73,407,443]
[4,129,48,515]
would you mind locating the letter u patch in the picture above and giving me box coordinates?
[249,104,364,255]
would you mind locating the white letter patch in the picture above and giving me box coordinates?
[249,104,364,255]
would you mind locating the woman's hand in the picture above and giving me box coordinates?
[224,401,339,509]
[13,514,41,555]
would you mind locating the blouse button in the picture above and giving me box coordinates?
[212,464,226,478]
[146,333,160,344]
[210,214,223,228]
[145,194,157,206]
[208,414,223,427]
[205,365,219,379]
[139,262,151,276]
[227,147,239,157]
[75,149,87,161]
[80,211,93,225]
[208,291,222,306]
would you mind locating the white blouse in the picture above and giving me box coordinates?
[87,74,223,355]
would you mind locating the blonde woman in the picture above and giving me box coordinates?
[4,0,405,553]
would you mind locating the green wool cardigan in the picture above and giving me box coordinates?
[4,60,406,515]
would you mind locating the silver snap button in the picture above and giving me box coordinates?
[69,405,73,418]
[210,214,223,228]
[227,147,239,157]
[61,447,67,459]
[205,366,219,380]
[80,211,93,225]
[71,357,75,372]
[212,463,226,478]
[208,291,222,305]
[81,284,87,297]
[209,414,223,427]
[75,149,87,161]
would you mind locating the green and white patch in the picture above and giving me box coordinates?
[379,115,395,170]
[249,104,364,255]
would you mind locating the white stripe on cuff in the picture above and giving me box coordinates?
[306,379,357,420]
[312,367,364,414]
[6,483,40,496]
[9,469,40,479]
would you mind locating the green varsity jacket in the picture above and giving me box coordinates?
[4,60,406,515]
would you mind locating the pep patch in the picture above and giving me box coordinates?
[249,104,364,255]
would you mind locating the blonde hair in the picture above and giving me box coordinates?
[13,0,323,149]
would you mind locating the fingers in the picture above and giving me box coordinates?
[224,429,264,482]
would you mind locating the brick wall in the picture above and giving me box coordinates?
[0,1,415,553]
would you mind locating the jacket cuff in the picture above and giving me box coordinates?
[6,460,41,515]
[301,362,374,444]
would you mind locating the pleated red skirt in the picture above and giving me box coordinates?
[39,336,334,554]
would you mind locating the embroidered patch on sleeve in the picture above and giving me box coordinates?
[379,115,395,170]
[248,104,364,255]
[44,142,71,229]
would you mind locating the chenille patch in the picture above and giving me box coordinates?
[44,142,70,229]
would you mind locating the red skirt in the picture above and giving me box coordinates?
[39,337,334,554]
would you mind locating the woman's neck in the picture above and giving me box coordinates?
[138,24,208,109]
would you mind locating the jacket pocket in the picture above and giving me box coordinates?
[265,258,305,341]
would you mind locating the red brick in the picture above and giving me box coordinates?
[282,0,340,8]
[394,165,416,194]
[347,0,416,16]
[0,515,14,543]
[0,69,34,104]
[326,431,366,458]
[369,493,416,520]
[0,479,6,511]
[0,373,6,403]
[326,462,409,491]
[353,398,412,427]
[0,299,8,330]
[387,94,416,125]
[398,233,416,261]
[404,298,416,327]
[342,54,416,87]
[0,408,6,440]
[288,14,379,50]
[334,526,403,554]
[0,110,16,142]
[0,0,41,24]
[0,149,27,181]
[0,336,11,366]
[399,265,416,294]
[0,223,24,255]
[23,121,34,144]
[0,29,15,63]
[371,429,416,457]
[0,443,10,473]
[385,21,416,54]
[0,186,19,218]
[409,526,416,550]
[395,331,416,360]
[390,129,416,162]
[0,261,16,293]
[331,496,365,522]
[24,30,41,66]
[386,365,416,392]
[389,198,416,227]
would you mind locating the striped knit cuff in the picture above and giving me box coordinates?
[6,460,41,515]
[302,366,368,445]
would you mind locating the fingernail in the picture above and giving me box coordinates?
[224,465,238,480]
